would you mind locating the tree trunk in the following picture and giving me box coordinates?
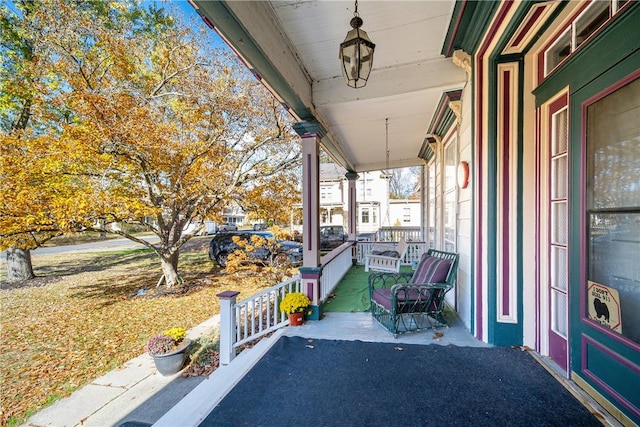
[6,247,35,282]
[160,251,180,287]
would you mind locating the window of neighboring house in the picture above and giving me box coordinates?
[372,207,378,226]
[403,207,411,223]
[586,76,640,344]
[366,188,372,197]
[361,207,370,224]
[321,185,332,201]
[443,139,457,252]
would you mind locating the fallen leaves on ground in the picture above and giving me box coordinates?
[0,237,283,427]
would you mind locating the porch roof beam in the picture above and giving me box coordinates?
[313,58,465,107]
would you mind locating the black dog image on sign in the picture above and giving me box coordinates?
[594,298,610,322]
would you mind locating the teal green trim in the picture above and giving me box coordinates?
[307,303,323,321]
[194,1,312,121]
[485,57,526,346]
[293,121,326,138]
[486,55,498,345]
[442,1,500,57]
[345,171,359,180]
[486,17,531,345]
[427,90,462,137]
[533,2,640,106]
[299,266,322,276]
[418,143,435,161]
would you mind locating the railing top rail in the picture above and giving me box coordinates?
[320,241,354,266]
[234,275,301,306]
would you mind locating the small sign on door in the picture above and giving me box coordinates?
[587,281,622,333]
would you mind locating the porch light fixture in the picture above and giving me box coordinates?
[339,0,375,88]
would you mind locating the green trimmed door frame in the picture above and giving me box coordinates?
[534,3,640,423]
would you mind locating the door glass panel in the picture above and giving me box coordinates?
[552,289,568,338]
[552,156,567,199]
[552,246,568,292]
[587,78,640,209]
[586,77,640,344]
[553,109,568,154]
[552,201,568,245]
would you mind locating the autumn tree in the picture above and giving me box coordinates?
[0,0,104,281]
[1,0,301,286]
[389,167,421,199]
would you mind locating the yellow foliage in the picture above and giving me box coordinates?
[1,0,301,286]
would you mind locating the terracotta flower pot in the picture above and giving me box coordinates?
[150,339,191,376]
[288,312,305,326]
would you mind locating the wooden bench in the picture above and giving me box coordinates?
[364,237,407,273]
[368,249,458,336]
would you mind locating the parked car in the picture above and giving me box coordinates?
[253,223,268,231]
[218,222,238,232]
[208,231,303,268]
[320,225,347,250]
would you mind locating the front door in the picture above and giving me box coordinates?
[570,67,640,424]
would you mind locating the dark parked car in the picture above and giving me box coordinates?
[320,225,347,250]
[218,222,238,232]
[208,231,302,268]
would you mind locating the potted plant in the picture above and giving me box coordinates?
[145,327,191,376]
[280,292,311,326]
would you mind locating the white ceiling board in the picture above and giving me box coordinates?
[196,0,465,173]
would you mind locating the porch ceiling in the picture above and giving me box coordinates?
[192,0,466,173]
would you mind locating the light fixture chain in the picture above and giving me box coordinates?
[385,118,390,171]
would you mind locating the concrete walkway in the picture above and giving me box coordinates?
[23,316,219,427]
[23,313,621,427]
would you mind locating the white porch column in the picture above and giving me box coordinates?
[293,121,323,320]
[345,171,359,241]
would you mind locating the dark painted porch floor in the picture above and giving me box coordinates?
[26,266,623,427]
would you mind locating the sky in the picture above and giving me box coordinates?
[166,0,229,51]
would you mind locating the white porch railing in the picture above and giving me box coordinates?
[218,243,353,365]
[356,241,428,266]
[319,242,354,301]
[218,276,301,365]
[377,226,421,242]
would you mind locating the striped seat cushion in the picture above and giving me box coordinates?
[410,254,452,284]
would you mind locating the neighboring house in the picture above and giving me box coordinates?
[388,199,420,228]
[221,204,245,227]
[293,163,392,234]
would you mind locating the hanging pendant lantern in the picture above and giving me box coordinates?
[339,0,375,88]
